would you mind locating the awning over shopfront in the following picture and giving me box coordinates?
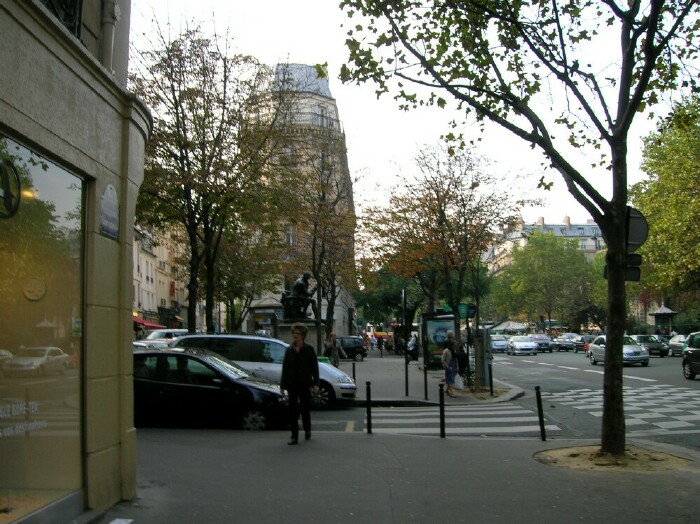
[133,317,165,329]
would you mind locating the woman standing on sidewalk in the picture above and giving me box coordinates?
[281,323,320,445]
[441,331,458,397]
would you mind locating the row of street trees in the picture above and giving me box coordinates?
[339,0,699,455]
[355,144,530,385]
[129,26,356,337]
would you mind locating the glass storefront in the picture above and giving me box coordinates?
[0,136,84,521]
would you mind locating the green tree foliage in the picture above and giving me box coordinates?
[340,0,699,455]
[631,96,700,294]
[353,266,422,328]
[497,231,592,331]
[130,25,294,332]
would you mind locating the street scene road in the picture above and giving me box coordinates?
[305,351,700,454]
[102,350,700,524]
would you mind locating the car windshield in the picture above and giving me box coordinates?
[635,335,657,343]
[15,348,49,358]
[491,335,507,341]
[532,335,549,341]
[560,333,577,339]
[511,336,532,342]
[623,336,637,345]
[199,353,249,379]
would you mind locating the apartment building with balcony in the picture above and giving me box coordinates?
[487,216,606,274]
[248,64,357,337]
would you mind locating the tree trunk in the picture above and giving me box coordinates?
[600,149,629,455]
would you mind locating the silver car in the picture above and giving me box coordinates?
[507,336,538,356]
[667,334,688,357]
[2,346,69,377]
[628,334,666,357]
[490,334,509,353]
[170,334,357,408]
[589,336,649,367]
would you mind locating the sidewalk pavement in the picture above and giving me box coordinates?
[344,351,522,406]
[93,352,700,524]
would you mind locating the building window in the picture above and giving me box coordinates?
[0,136,84,519]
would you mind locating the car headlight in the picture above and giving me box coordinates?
[337,375,355,384]
[641,348,649,355]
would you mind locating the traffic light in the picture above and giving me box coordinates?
[603,253,642,281]
[602,207,648,282]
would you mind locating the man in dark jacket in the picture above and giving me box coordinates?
[281,322,320,445]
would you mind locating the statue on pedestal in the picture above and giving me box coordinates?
[281,271,318,320]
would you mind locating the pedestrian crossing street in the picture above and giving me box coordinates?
[541,384,700,436]
[365,404,560,437]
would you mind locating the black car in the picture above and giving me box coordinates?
[552,333,578,351]
[531,334,553,353]
[573,335,596,354]
[133,347,288,430]
[682,332,700,380]
[337,336,368,361]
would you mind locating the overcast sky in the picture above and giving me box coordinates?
[130,0,655,225]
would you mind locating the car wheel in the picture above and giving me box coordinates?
[241,409,268,431]
[590,353,597,365]
[683,361,696,380]
[354,353,364,362]
[641,361,649,367]
[311,382,335,409]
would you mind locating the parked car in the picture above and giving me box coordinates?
[531,334,553,353]
[588,335,649,367]
[144,328,189,341]
[573,334,596,355]
[552,333,578,351]
[628,334,666,357]
[667,334,687,357]
[0,349,13,367]
[681,331,700,380]
[133,347,287,430]
[507,336,538,356]
[656,334,671,345]
[489,334,509,353]
[336,336,368,361]
[2,346,69,377]
[170,334,357,408]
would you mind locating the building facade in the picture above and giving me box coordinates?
[488,216,606,274]
[248,64,357,337]
[0,1,150,521]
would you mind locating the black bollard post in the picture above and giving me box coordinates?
[423,346,428,400]
[366,381,372,434]
[535,385,546,441]
[488,362,494,397]
[439,383,446,438]
[352,362,356,383]
[405,353,409,397]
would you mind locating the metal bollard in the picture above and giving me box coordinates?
[439,383,446,438]
[535,385,546,441]
[488,362,494,397]
[352,362,356,382]
[366,381,372,434]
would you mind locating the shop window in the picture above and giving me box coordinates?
[0,136,84,519]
